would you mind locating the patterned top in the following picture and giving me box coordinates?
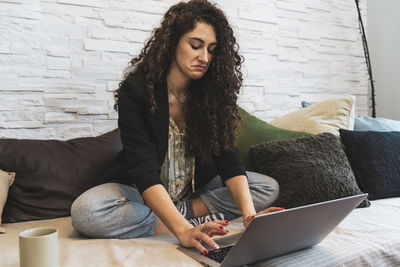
[160,117,195,205]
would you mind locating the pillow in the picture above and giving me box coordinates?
[339,129,400,200]
[1,129,122,223]
[237,107,311,171]
[302,101,400,132]
[0,170,15,233]
[354,115,400,132]
[270,96,356,135]
[250,132,370,209]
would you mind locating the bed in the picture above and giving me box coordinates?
[1,198,399,266]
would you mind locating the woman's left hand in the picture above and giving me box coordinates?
[243,207,285,228]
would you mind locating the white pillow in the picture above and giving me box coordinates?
[0,169,15,233]
[269,96,355,136]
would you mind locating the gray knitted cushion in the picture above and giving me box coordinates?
[250,132,370,209]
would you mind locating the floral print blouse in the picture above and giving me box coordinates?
[160,117,195,205]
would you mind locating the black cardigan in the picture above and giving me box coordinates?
[102,74,246,194]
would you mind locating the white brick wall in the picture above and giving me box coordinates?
[0,0,368,139]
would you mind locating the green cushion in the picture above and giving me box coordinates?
[237,107,311,171]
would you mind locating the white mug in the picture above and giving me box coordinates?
[19,227,59,267]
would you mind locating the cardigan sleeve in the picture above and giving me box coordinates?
[117,77,163,194]
[213,147,247,183]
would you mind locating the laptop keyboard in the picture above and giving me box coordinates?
[203,245,233,263]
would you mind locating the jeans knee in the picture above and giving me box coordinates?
[70,193,109,238]
[71,195,92,236]
[248,173,280,211]
[267,177,280,200]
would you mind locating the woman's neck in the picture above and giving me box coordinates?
[166,62,189,97]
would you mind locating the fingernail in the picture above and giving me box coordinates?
[203,250,208,255]
[225,230,229,233]
[214,244,219,249]
[225,220,230,224]
[219,226,224,230]
[251,215,255,219]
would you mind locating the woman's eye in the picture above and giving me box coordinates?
[208,48,215,54]
[191,45,201,50]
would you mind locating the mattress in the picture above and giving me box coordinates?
[1,198,399,267]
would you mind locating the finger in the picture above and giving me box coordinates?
[257,207,285,216]
[203,221,228,232]
[211,219,230,226]
[199,232,219,251]
[194,239,209,255]
[243,215,255,228]
[268,207,285,212]
[207,229,229,238]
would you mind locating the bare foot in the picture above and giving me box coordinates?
[192,197,210,217]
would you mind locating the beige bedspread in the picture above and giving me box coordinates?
[1,198,399,267]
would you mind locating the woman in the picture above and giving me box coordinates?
[71,0,281,254]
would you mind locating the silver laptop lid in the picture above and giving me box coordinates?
[220,193,368,267]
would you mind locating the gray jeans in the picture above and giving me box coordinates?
[70,171,279,239]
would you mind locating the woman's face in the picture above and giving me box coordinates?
[172,22,217,81]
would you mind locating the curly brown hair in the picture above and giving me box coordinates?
[114,0,244,161]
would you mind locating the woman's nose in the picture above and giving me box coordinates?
[198,48,209,63]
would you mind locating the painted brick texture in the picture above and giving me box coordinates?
[0,0,368,139]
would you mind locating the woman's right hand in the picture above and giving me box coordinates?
[141,185,230,254]
[177,220,230,255]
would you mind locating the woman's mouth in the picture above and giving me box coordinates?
[193,65,206,71]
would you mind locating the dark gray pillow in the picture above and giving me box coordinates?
[340,129,400,200]
[1,129,122,223]
[250,132,370,209]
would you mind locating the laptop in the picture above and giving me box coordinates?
[178,193,368,267]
